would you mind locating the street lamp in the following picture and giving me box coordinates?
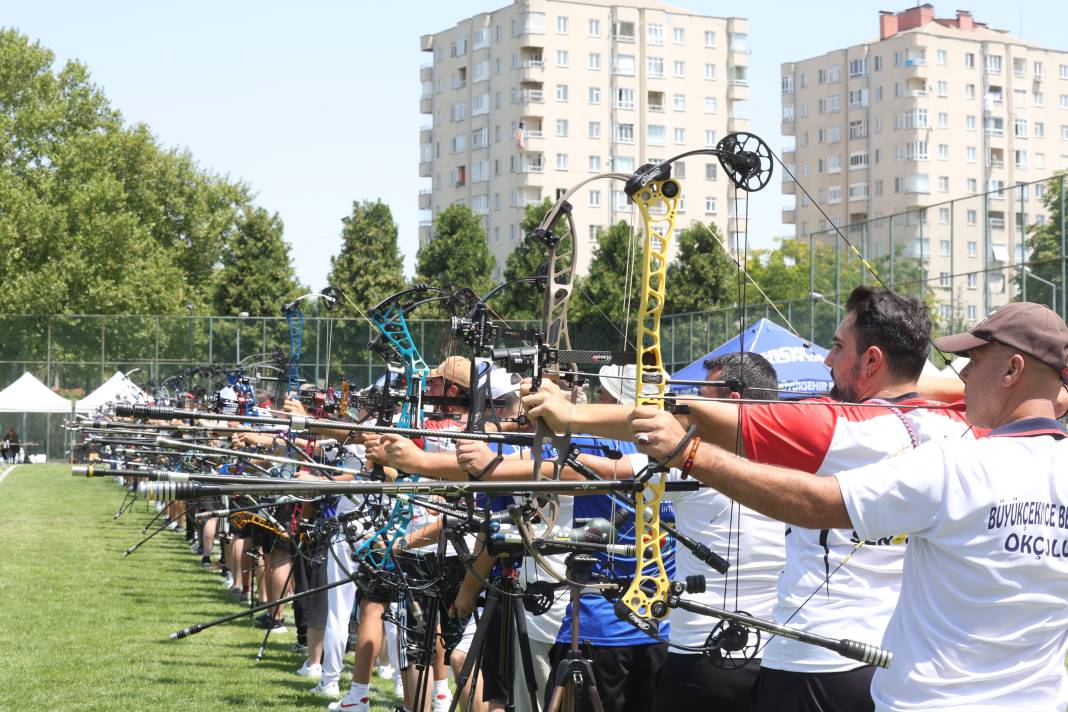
[1021,268,1058,315]
[236,311,249,365]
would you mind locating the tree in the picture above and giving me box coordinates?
[211,207,302,316]
[1018,171,1066,314]
[665,221,736,313]
[570,221,643,351]
[327,200,406,315]
[414,204,494,317]
[495,199,555,321]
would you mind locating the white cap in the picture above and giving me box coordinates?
[490,368,521,399]
[598,364,637,405]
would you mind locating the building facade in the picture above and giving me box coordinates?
[781,5,1068,322]
[420,0,749,278]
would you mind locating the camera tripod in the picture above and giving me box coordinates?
[544,553,605,712]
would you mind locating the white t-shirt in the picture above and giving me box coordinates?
[740,396,974,672]
[518,496,572,645]
[836,418,1068,711]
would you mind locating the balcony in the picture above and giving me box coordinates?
[612,32,636,44]
[420,34,433,52]
[781,119,795,136]
[782,208,796,223]
[782,150,796,164]
[520,89,544,104]
[420,64,433,83]
[728,116,750,132]
[418,190,432,210]
[419,160,432,177]
[419,97,432,114]
[419,127,433,144]
[729,50,749,67]
[648,104,665,113]
[988,216,1006,230]
[518,60,544,82]
[782,179,796,195]
[728,83,749,101]
[418,223,432,244]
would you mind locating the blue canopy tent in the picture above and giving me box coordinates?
[671,318,833,395]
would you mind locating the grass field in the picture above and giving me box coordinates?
[0,464,401,711]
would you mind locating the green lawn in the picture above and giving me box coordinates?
[0,465,401,711]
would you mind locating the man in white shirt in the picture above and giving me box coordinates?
[628,301,1068,711]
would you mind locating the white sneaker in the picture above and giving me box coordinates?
[327,690,370,711]
[296,661,322,680]
[432,694,453,712]
[222,571,235,588]
[374,663,394,679]
[309,680,340,698]
[393,674,403,697]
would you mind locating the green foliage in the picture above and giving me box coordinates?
[571,221,642,351]
[210,207,302,316]
[1019,172,1066,313]
[414,204,494,317]
[495,198,555,320]
[327,200,406,316]
[665,221,736,313]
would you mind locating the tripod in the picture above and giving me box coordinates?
[449,574,541,712]
[544,553,604,712]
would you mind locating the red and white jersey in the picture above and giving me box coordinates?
[740,394,975,672]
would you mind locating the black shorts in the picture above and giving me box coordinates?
[654,652,760,712]
[546,641,668,712]
[293,540,329,630]
[755,666,875,712]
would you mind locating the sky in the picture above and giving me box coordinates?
[4,1,1067,289]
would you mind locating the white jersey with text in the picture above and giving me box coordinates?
[837,418,1068,711]
[740,396,974,672]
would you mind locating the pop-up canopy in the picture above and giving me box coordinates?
[76,371,148,414]
[0,372,72,413]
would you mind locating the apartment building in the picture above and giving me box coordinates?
[419,0,750,278]
[781,4,1068,322]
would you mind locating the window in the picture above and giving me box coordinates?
[588,121,600,139]
[828,154,842,173]
[906,141,929,160]
[966,146,977,162]
[849,120,867,140]
[588,19,600,37]
[966,115,977,131]
[647,24,663,45]
[937,49,947,65]
[704,197,717,214]
[965,52,976,68]
[555,84,569,101]
[704,63,716,80]
[966,178,978,192]
[828,187,842,204]
[1015,150,1028,168]
[472,61,489,82]
[614,54,635,76]
[938,144,949,160]
[704,129,717,146]
[967,273,978,289]
[452,101,466,121]
[647,57,664,78]
[472,93,489,115]
[848,88,869,108]
[615,87,634,109]
[556,50,569,67]
[1034,91,1045,107]
[940,238,951,254]
[587,52,600,70]
[556,153,568,170]
[471,194,488,214]
[673,127,685,144]
[555,119,568,137]
[964,83,976,99]
[672,60,685,78]
[828,94,841,113]
[647,125,666,145]
[848,182,868,200]
[704,30,716,47]
[1061,95,1068,109]
[938,176,949,192]
[473,28,490,50]
[674,161,685,179]
[556,16,569,33]
[967,240,978,257]
[588,189,601,207]
[1062,125,1068,140]
[705,163,717,180]
[938,112,949,128]
[967,305,978,320]
[588,86,601,104]
[848,58,868,77]
[451,134,467,153]
[1014,119,1028,138]
[704,96,717,113]
[828,63,841,82]
[1035,122,1045,138]
[828,126,842,144]
[937,80,949,97]
[589,155,601,172]
[615,123,635,143]
[782,75,794,94]
[614,156,634,172]
[966,210,978,225]
[673,27,684,43]
[986,55,1002,73]
[1014,89,1027,107]
[849,151,869,168]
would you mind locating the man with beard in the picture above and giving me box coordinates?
[522,287,976,712]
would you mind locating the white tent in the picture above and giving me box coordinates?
[76,371,147,414]
[0,372,72,413]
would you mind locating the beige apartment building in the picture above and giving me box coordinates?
[781,4,1068,323]
[419,0,750,279]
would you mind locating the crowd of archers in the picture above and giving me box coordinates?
[69,135,1068,712]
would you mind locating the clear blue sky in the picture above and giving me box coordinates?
[4,1,1066,289]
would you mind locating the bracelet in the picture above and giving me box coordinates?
[680,437,702,478]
